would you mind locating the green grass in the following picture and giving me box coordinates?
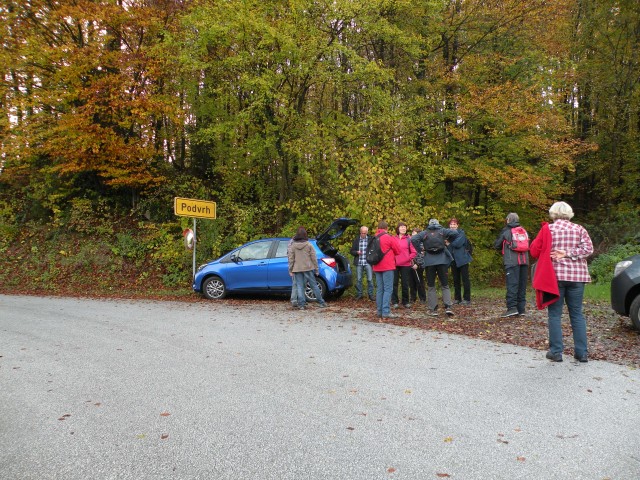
[471,283,610,304]
[584,283,610,303]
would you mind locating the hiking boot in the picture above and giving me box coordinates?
[427,309,439,317]
[318,303,328,308]
[501,308,519,318]
[574,353,588,363]
[453,300,461,305]
[369,295,375,301]
[546,351,563,362]
[445,307,454,317]
[392,303,399,309]
[403,303,412,309]
[383,313,399,319]
[460,300,471,306]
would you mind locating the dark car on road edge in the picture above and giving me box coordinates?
[611,254,640,330]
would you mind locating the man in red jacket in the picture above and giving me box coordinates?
[372,220,402,319]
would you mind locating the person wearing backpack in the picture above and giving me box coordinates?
[391,222,417,309]
[493,212,529,317]
[411,219,459,317]
[447,218,472,305]
[371,220,402,319]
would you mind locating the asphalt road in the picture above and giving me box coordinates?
[1,294,639,479]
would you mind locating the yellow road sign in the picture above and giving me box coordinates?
[174,197,216,219]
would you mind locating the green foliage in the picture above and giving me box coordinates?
[589,243,640,285]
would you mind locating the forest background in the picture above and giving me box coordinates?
[1,0,640,296]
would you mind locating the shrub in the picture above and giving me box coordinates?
[589,243,640,284]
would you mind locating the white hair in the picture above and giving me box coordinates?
[549,201,574,221]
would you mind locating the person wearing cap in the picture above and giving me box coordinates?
[411,219,459,317]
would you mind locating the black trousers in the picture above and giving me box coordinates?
[451,262,471,302]
[391,266,412,305]
[409,266,426,302]
[505,264,528,312]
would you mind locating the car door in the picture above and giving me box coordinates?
[224,240,273,290]
[267,240,294,290]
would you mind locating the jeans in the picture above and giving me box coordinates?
[391,266,411,305]
[451,262,471,302]
[375,270,395,317]
[547,281,588,357]
[294,271,326,308]
[290,275,298,304]
[355,263,374,298]
[505,264,528,313]
[425,264,452,310]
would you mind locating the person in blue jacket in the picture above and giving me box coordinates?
[447,218,472,305]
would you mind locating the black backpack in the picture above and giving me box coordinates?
[423,229,445,254]
[366,233,390,265]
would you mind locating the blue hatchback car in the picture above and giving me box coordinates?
[193,218,357,301]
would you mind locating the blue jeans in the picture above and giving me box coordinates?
[547,281,588,357]
[294,271,326,308]
[355,263,374,297]
[375,270,395,317]
[290,275,298,304]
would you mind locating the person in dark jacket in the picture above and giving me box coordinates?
[494,212,529,317]
[411,219,459,317]
[408,228,426,304]
[349,225,375,300]
[447,218,472,305]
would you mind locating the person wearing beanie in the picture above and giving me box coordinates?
[411,219,459,317]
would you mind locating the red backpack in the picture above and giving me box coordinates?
[509,226,529,252]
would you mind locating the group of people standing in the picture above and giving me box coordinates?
[352,201,594,363]
[350,218,473,320]
[291,200,594,363]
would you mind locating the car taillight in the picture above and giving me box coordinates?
[321,257,337,268]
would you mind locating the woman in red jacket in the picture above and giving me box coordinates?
[372,221,402,319]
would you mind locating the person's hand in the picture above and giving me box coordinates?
[412,264,418,270]
[550,249,566,260]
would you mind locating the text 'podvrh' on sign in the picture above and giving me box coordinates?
[174,197,217,219]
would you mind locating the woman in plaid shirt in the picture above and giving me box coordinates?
[532,201,594,363]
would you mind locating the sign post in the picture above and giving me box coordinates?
[174,197,217,281]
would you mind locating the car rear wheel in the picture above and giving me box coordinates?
[203,276,227,300]
[630,295,640,330]
[305,277,327,302]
